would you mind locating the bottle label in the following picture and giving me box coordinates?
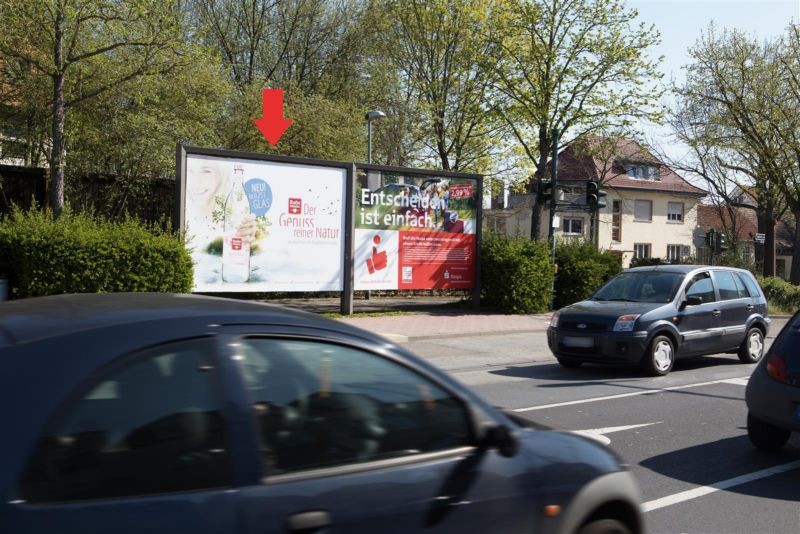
[224,235,250,263]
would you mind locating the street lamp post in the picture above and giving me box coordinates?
[365,110,386,163]
[364,110,386,302]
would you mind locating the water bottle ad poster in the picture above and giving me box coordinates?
[184,154,346,292]
[354,170,477,290]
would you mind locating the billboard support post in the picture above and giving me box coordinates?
[341,163,356,315]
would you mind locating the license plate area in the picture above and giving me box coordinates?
[562,336,594,348]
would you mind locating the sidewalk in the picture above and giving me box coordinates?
[268,296,553,342]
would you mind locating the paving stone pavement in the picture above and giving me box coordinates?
[266,296,553,342]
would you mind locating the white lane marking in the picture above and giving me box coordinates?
[721,377,750,386]
[570,422,662,446]
[513,377,750,412]
[642,460,800,512]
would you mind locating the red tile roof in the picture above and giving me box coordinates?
[557,137,706,196]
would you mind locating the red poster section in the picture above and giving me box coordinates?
[398,231,475,289]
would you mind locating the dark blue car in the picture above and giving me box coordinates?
[0,293,641,534]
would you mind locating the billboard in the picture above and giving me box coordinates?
[354,169,479,290]
[180,151,347,292]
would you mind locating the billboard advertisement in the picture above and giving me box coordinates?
[354,170,479,290]
[182,152,347,292]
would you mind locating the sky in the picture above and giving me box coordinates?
[626,0,799,166]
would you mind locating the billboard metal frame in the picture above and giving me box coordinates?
[176,144,482,315]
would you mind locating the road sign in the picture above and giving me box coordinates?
[754,233,765,243]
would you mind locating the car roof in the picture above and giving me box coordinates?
[0,293,377,346]
[624,264,753,275]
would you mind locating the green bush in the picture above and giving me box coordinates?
[0,209,192,298]
[757,276,800,313]
[480,236,553,313]
[554,241,622,309]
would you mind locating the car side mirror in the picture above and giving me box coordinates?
[482,424,519,458]
[686,295,703,306]
[469,404,519,458]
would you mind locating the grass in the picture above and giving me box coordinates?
[769,302,796,316]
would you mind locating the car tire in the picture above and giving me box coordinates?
[557,357,583,368]
[738,327,765,363]
[578,518,632,534]
[747,412,791,451]
[640,335,674,376]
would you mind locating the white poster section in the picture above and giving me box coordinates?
[184,153,346,292]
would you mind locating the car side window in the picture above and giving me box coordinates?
[235,338,472,476]
[715,271,742,301]
[20,339,231,504]
[685,272,715,303]
[738,272,761,298]
[732,272,750,298]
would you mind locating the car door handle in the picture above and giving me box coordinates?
[746,304,754,311]
[712,309,721,317]
[287,510,331,533]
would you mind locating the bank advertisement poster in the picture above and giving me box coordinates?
[354,170,478,290]
[183,153,346,292]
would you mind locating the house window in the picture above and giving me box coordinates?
[625,165,660,180]
[666,244,683,262]
[634,200,652,222]
[634,243,651,259]
[667,202,684,223]
[563,218,583,235]
[612,200,622,242]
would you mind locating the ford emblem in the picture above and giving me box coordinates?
[577,323,587,329]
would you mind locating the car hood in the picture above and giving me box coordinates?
[558,300,667,327]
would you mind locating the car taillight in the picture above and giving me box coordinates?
[766,353,787,384]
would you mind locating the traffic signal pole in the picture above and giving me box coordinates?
[549,128,558,311]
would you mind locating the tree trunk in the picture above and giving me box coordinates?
[790,207,800,284]
[763,201,776,277]
[50,4,66,217]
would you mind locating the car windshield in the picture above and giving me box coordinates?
[592,271,684,303]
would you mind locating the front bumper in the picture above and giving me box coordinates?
[547,327,649,364]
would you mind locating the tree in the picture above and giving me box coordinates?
[766,24,800,282]
[378,0,503,173]
[669,25,792,277]
[0,0,192,216]
[490,0,663,237]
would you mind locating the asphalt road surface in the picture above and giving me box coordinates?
[409,318,799,534]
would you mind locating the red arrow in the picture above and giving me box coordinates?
[252,88,293,147]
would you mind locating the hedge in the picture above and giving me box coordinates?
[480,236,552,313]
[0,209,192,298]
[757,276,800,313]
[554,241,622,309]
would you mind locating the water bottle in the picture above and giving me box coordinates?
[222,168,251,283]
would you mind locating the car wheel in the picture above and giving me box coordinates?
[578,518,632,534]
[747,412,791,451]
[738,328,765,363]
[557,357,583,368]
[640,335,674,376]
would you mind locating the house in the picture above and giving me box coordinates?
[696,201,796,280]
[500,137,707,268]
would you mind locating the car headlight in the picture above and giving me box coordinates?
[613,314,640,332]
[549,311,560,328]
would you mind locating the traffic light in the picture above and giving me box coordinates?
[715,232,729,253]
[705,229,716,248]
[586,180,608,209]
[537,179,553,204]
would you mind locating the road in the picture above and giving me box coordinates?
[408,318,799,534]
